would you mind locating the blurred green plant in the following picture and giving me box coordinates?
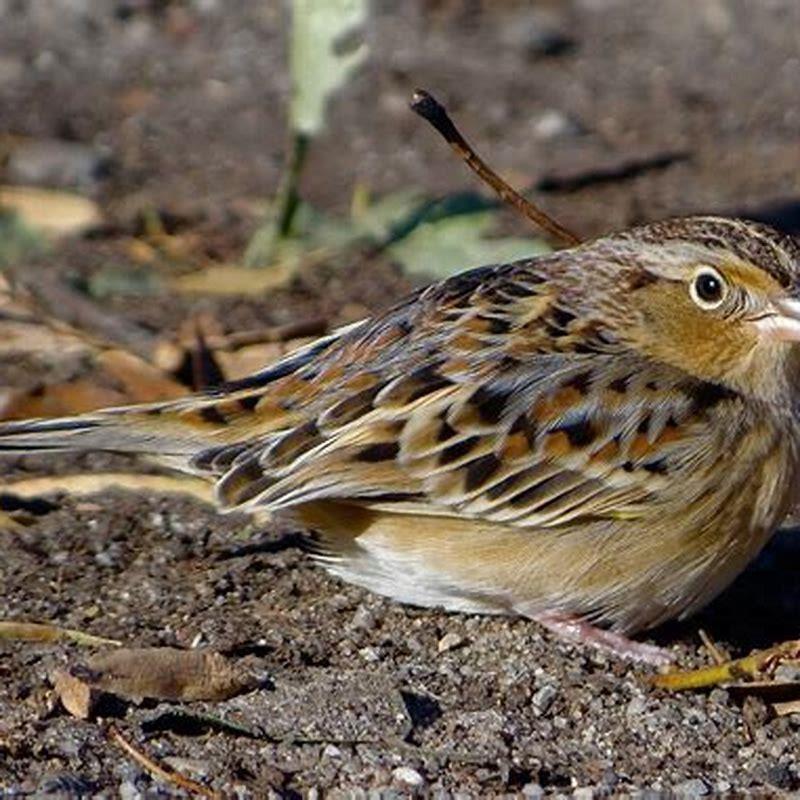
[84,264,163,299]
[244,0,368,267]
[243,0,549,279]
[0,209,49,270]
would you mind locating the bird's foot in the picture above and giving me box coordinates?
[532,611,674,666]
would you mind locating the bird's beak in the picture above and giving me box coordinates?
[754,298,800,342]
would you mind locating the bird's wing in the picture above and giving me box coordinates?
[214,350,739,526]
[203,258,743,527]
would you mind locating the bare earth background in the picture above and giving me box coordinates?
[2,0,800,795]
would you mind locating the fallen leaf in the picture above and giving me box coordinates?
[51,668,100,719]
[0,379,129,420]
[773,698,800,716]
[215,341,306,381]
[77,647,257,702]
[86,264,162,299]
[96,349,187,403]
[0,208,49,267]
[387,194,550,279]
[171,263,294,295]
[0,185,102,237]
[0,348,187,420]
[0,621,120,647]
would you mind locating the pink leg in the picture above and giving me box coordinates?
[533,611,674,666]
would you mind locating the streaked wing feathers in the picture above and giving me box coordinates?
[178,255,740,530]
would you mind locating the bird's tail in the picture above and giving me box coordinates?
[0,323,363,473]
[0,400,227,471]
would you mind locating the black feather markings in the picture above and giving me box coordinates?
[439,435,481,465]
[469,385,512,425]
[464,453,503,492]
[356,441,400,463]
[554,418,596,448]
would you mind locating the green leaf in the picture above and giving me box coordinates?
[85,265,162,299]
[290,0,369,136]
[385,196,551,278]
[0,209,49,269]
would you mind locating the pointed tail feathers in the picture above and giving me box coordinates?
[0,405,219,468]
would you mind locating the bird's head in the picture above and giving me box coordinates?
[594,216,800,402]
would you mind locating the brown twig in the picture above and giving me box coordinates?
[409,89,581,247]
[698,628,727,665]
[109,726,221,799]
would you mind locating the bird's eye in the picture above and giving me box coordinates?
[689,266,727,310]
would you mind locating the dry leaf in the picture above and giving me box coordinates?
[215,342,295,381]
[0,379,128,420]
[0,349,187,421]
[772,698,800,716]
[51,668,100,719]
[96,349,188,403]
[0,511,22,530]
[0,185,102,237]
[171,263,293,295]
[79,647,256,702]
[0,621,120,647]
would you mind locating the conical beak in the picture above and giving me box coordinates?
[754,298,800,342]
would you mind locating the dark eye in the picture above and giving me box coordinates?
[689,266,727,310]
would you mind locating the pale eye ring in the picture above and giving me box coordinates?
[689,266,727,310]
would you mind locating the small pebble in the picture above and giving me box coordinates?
[392,766,425,787]
[359,646,381,663]
[626,696,647,716]
[522,784,545,799]
[763,763,793,789]
[6,138,111,190]
[119,780,145,800]
[349,604,376,631]
[94,548,118,568]
[601,768,619,789]
[532,684,558,715]
[708,688,729,706]
[774,663,800,682]
[437,632,465,653]
[573,787,594,800]
[674,778,710,797]
[533,109,584,141]
[526,27,575,58]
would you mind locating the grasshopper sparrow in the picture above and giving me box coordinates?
[4,216,800,662]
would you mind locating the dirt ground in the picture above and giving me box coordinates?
[2,0,800,795]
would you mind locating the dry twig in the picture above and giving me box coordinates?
[410,89,580,247]
[109,726,221,799]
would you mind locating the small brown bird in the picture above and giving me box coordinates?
[3,216,800,662]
